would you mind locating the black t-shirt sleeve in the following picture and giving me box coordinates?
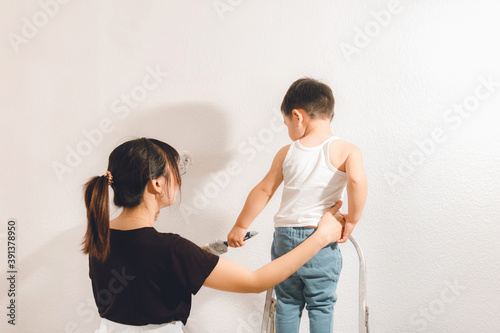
[168,234,220,295]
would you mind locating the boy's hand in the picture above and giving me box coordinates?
[227,226,248,247]
[337,212,357,243]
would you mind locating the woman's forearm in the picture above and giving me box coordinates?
[248,231,329,292]
[204,231,330,293]
[204,203,344,293]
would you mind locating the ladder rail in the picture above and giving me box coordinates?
[349,235,369,333]
[261,236,369,333]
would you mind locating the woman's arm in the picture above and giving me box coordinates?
[204,201,345,293]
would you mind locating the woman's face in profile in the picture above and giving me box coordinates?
[160,171,179,208]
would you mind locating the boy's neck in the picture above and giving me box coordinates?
[300,118,334,143]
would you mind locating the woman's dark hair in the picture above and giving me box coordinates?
[281,77,335,120]
[81,137,182,262]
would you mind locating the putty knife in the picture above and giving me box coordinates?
[202,231,258,255]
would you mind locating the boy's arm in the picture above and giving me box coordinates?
[227,145,289,247]
[337,146,367,243]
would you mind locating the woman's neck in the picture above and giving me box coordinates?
[110,205,158,230]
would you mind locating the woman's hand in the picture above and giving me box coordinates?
[315,201,346,245]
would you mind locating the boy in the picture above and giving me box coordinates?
[227,78,367,332]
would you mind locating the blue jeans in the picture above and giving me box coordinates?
[271,227,343,333]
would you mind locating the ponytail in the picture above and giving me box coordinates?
[81,175,110,262]
[81,137,182,262]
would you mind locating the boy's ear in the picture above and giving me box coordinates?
[292,109,307,124]
[291,109,302,121]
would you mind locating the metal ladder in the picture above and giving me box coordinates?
[260,235,369,333]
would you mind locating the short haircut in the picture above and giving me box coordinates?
[281,78,335,120]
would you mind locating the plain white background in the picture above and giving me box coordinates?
[1,1,500,332]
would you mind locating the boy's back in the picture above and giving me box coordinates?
[227,77,367,332]
[274,136,350,228]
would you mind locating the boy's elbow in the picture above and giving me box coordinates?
[254,184,274,199]
[348,174,367,185]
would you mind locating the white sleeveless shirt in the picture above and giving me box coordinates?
[273,136,347,228]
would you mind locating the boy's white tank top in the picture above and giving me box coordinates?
[274,136,347,228]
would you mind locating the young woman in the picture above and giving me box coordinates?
[82,137,345,332]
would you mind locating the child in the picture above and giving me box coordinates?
[227,78,367,333]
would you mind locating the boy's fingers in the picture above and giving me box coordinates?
[327,200,343,214]
[233,239,246,247]
[339,231,352,243]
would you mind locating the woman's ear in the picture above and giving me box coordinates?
[148,176,165,194]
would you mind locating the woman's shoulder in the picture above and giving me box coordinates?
[154,230,199,251]
[110,227,178,248]
[110,227,207,255]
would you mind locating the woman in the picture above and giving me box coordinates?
[82,137,345,332]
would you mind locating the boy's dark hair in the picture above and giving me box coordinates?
[281,78,335,120]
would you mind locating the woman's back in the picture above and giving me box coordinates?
[89,227,218,326]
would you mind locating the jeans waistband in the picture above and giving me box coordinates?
[274,227,339,249]
[274,226,318,236]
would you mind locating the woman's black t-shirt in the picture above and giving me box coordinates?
[88,227,219,326]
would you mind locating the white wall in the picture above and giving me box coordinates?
[1,1,500,332]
